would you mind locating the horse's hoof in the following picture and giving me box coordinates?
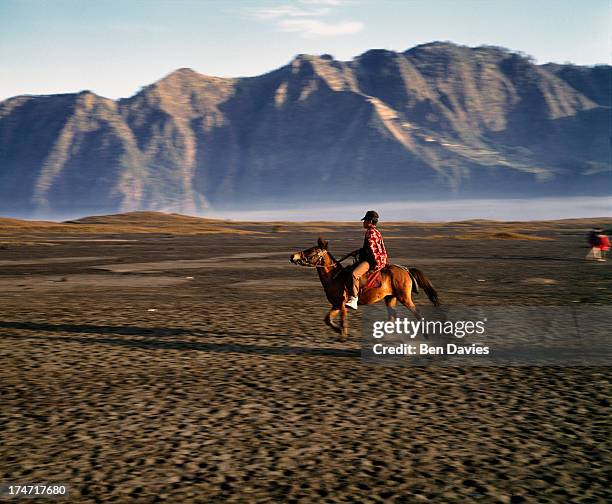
[326,324,342,335]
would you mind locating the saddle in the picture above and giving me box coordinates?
[364,269,383,290]
[358,265,420,294]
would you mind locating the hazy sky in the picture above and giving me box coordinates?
[1,0,610,101]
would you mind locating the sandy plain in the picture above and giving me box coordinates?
[0,214,610,503]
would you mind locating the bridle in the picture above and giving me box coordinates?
[294,246,353,272]
[297,248,330,268]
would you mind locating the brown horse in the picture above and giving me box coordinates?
[290,237,440,340]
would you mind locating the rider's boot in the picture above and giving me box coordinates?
[346,296,358,310]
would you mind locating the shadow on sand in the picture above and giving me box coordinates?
[0,321,359,359]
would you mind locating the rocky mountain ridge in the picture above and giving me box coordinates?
[1,41,610,215]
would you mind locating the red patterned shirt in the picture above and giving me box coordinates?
[364,226,388,271]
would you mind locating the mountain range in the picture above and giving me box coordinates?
[1,41,610,216]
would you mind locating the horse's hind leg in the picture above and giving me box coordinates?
[398,291,423,321]
[393,270,423,321]
[385,295,397,322]
[324,308,341,334]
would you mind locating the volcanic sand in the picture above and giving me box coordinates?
[1,219,610,503]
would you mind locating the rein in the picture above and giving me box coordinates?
[335,251,356,263]
[300,249,354,272]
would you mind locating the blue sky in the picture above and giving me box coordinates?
[1,0,610,101]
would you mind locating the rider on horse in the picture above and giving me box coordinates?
[345,210,388,310]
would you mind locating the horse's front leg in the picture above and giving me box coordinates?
[324,307,341,334]
[339,306,348,341]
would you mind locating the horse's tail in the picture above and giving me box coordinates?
[409,268,440,307]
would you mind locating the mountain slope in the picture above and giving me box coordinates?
[1,42,610,215]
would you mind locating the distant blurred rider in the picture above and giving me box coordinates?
[586,227,603,261]
[598,230,610,261]
[345,210,388,310]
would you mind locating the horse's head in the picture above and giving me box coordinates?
[290,237,329,267]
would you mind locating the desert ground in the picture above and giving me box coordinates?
[1,213,610,503]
